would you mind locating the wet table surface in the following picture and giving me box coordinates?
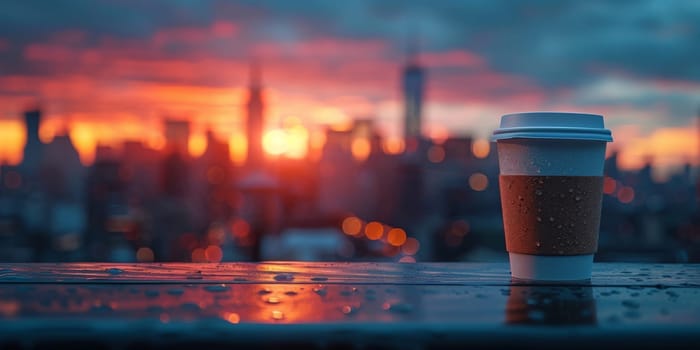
[0,262,699,349]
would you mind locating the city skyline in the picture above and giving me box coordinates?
[1,0,699,179]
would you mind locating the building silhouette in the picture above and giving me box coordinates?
[402,52,425,147]
[246,61,265,170]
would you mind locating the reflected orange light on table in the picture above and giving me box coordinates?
[401,237,420,255]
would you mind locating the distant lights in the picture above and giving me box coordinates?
[364,221,384,240]
[469,173,488,191]
[136,247,154,262]
[341,216,363,236]
[427,146,445,163]
[603,176,617,195]
[387,228,407,247]
[472,139,490,159]
[341,217,419,258]
[401,237,420,256]
[617,186,635,204]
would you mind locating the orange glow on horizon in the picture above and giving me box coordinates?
[0,120,25,165]
[188,132,207,158]
[262,129,287,157]
[351,138,371,161]
[229,132,247,165]
[382,138,405,155]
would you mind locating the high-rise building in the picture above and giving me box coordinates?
[402,57,425,146]
[21,109,44,179]
[164,119,190,156]
[246,62,265,170]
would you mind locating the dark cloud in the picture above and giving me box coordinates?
[1,0,699,122]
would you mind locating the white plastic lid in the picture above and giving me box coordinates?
[492,112,613,142]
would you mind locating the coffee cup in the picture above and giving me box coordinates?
[492,112,613,281]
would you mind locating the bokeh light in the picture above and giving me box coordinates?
[469,173,488,191]
[364,221,384,240]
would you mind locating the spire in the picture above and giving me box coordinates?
[249,59,262,89]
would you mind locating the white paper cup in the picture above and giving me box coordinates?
[492,112,612,281]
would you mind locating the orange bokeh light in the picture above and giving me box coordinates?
[469,173,488,191]
[205,245,223,263]
[188,132,207,158]
[223,312,241,324]
[471,139,490,159]
[262,129,287,156]
[401,237,420,255]
[617,186,635,204]
[351,138,371,161]
[229,132,247,165]
[191,248,206,262]
[427,145,445,163]
[136,247,154,262]
[364,221,384,240]
[341,216,363,236]
[603,176,617,195]
[387,228,407,246]
[382,138,405,154]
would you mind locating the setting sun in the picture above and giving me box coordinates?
[262,129,288,156]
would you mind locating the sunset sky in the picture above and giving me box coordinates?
[0,0,698,177]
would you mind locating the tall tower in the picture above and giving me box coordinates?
[21,108,43,178]
[402,47,425,147]
[246,61,265,169]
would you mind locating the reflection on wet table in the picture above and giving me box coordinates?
[0,263,698,348]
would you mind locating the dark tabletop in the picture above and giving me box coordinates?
[0,262,698,349]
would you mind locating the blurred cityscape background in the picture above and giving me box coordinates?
[0,0,698,263]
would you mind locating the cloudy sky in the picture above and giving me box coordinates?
[0,0,698,173]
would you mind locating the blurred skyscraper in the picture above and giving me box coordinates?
[402,51,425,148]
[246,62,265,170]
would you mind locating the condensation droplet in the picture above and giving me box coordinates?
[274,273,295,282]
[575,196,581,201]
[536,217,542,222]
[535,190,542,196]
[535,241,541,248]
[549,217,555,222]
[204,284,230,293]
